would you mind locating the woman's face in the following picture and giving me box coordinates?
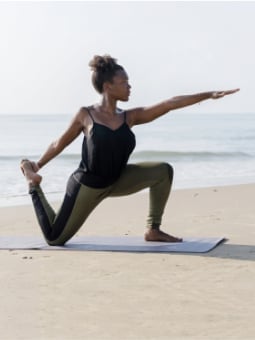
[106,70,131,101]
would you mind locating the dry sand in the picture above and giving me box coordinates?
[0,184,255,340]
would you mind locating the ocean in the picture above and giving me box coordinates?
[1,112,255,207]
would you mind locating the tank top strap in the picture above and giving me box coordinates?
[86,106,95,122]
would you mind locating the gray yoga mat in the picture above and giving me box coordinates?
[0,236,226,253]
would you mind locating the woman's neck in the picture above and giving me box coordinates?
[98,96,118,116]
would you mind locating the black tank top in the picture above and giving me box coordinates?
[73,107,136,188]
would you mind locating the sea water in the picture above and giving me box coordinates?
[0,112,255,206]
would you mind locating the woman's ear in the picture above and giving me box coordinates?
[103,81,113,93]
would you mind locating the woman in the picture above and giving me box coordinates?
[21,55,239,246]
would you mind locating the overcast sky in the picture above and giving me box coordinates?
[0,1,253,115]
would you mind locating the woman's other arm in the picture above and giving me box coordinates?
[127,89,240,126]
[34,108,86,170]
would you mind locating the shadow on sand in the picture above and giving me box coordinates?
[202,242,255,261]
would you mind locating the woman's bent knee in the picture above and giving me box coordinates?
[161,162,174,180]
[45,237,66,247]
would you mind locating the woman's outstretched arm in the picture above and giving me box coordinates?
[33,108,86,171]
[127,89,240,126]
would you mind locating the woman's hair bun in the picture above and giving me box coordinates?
[89,54,124,93]
[89,55,118,72]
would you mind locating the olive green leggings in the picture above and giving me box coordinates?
[30,162,174,246]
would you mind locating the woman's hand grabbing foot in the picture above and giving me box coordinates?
[20,159,42,186]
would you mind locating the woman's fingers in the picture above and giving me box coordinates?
[212,88,240,99]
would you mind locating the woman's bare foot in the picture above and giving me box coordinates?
[20,159,42,186]
[144,228,182,243]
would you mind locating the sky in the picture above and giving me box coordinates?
[0,1,254,115]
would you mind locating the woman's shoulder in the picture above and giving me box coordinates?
[72,106,94,128]
[77,105,94,128]
[79,105,94,114]
[78,105,96,119]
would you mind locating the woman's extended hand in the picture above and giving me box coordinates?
[211,88,240,99]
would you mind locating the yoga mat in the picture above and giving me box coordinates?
[0,236,226,253]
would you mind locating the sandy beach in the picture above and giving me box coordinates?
[0,183,255,340]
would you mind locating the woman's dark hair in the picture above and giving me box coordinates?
[89,55,124,94]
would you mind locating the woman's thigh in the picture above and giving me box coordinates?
[109,162,173,197]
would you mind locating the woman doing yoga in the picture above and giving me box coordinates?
[20,55,239,246]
